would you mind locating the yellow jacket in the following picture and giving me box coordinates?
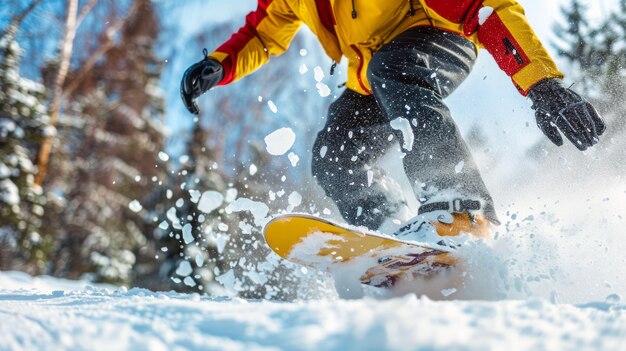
[209,0,563,96]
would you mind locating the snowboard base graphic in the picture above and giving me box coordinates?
[263,214,456,288]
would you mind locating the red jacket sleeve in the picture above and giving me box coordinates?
[208,0,302,85]
[424,0,563,95]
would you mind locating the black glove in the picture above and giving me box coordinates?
[528,79,605,151]
[180,50,224,115]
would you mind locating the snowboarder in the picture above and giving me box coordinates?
[180,0,605,240]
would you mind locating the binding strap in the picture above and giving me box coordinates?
[418,199,481,215]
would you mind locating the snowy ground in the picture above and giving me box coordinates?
[1,271,625,351]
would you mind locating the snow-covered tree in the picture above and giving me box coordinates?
[0,25,51,273]
[42,0,170,285]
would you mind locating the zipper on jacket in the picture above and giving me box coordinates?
[351,0,357,18]
[350,44,372,94]
[503,38,524,64]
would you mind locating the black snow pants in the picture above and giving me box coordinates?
[312,27,499,230]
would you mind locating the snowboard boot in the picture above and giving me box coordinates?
[375,199,493,285]
[394,199,493,243]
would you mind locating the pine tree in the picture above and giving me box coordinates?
[0,25,51,273]
[43,0,169,285]
[553,0,626,98]
[552,0,596,92]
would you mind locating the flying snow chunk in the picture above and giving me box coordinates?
[314,66,324,82]
[175,198,184,208]
[215,234,228,254]
[390,117,414,151]
[158,151,170,162]
[198,191,224,214]
[249,164,258,176]
[316,82,331,97]
[288,152,300,167]
[288,191,302,210]
[166,207,182,230]
[478,6,494,25]
[189,189,201,203]
[183,277,196,287]
[299,49,308,56]
[264,128,296,156]
[182,223,194,244]
[225,188,238,203]
[176,260,193,277]
[320,145,328,158]
[268,100,278,113]
[128,200,143,213]
[216,269,236,292]
[225,198,270,226]
[455,160,465,174]
[195,253,205,267]
[245,270,268,285]
[299,64,309,75]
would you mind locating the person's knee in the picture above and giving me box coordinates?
[366,51,390,89]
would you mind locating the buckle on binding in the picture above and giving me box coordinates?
[452,199,463,212]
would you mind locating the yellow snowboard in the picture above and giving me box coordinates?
[263,214,456,287]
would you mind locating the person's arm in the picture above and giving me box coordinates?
[424,0,604,150]
[425,0,563,95]
[465,0,605,150]
[181,0,301,114]
[210,0,302,85]
[469,0,564,95]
